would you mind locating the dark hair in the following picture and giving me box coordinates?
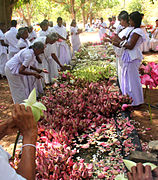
[70,19,76,26]
[119,13,129,24]
[11,20,17,27]
[16,27,28,39]
[118,10,128,21]
[57,17,62,22]
[140,13,144,18]
[156,19,158,22]
[100,17,103,20]
[30,41,44,50]
[108,17,112,22]
[129,11,142,28]
[39,21,48,28]
[43,19,49,23]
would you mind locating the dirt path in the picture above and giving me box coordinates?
[0,32,158,154]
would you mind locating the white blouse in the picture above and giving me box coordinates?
[0,30,7,55]
[17,38,30,50]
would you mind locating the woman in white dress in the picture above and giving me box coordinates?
[5,42,44,104]
[0,23,8,78]
[99,17,107,42]
[28,26,37,42]
[70,20,81,55]
[150,19,158,51]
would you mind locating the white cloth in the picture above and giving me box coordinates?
[0,146,26,180]
[70,26,81,53]
[28,30,37,42]
[54,25,71,65]
[140,26,150,52]
[5,27,18,53]
[0,30,7,55]
[38,27,52,37]
[5,48,36,103]
[17,38,30,50]
[125,28,146,61]
[150,28,158,51]
[99,22,107,40]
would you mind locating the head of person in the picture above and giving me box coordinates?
[100,17,103,23]
[57,17,63,27]
[31,42,44,57]
[40,21,48,31]
[108,17,112,22]
[0,23,6,33]
[71,19,76,27]
[129,11,142,28]
[140,13,144,19]
[11,20,17,27]
[28,26,33,33]
[49,21,53,27]
[155,19,158,26]
[118,10,128,21]
[46,32,59,44]
[16,27,29,40]
[112,16,116,21]
[120,13,129,27]
[63,22,66,27]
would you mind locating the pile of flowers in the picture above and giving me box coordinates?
[140,62,158,89]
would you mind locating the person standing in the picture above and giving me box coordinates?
[99,17,107,42]
[54,17,71,65]
[28,26,37,42]
[150,19,158,51]
[5,20,19,59]
[0,23,8,78]
[5,42,44,104]
[70,20,81,55]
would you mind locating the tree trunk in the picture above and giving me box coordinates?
[70,0,76,20]
[90,12,93,26]
[0,0,13,30]
[81,7,86,27]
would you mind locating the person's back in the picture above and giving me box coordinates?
[5,20,18,59]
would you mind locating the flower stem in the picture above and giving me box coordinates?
[147,87,152,124]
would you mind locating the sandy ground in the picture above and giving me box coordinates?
[0,31,158,155]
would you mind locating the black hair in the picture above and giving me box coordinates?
[100,17,103,20]
[39,21,48,28]
[129,11,142,28]
[16,27,28,39]
[43,19,49,23]
[156,19,158,22]
[11,20,17,27]
[70,19,76,26]
[57,17,62,22]
[140,13,144,18]
[118,10,128,21]
[119,13,129,24]
[108,17,112,22]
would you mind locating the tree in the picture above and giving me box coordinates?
[0,0,29,29]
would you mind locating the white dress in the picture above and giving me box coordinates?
[150,27,158,51]
[0,146,26,180]
[99,22,107,41]
[5,48,36,104]
[28,30,37,42]
[0,30,8,76]
[5,27,19,59]
[70,26,81,54]
[140,23,150,52]
[54,25,71,65]
[33,36,58,84]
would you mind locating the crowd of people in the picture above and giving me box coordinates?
[0,17,82,104]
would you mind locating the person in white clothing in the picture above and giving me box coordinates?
[150,19,158,51]
[5,20,19,59]
[54,17,71,65]
[17,27,30,50]
[5,42,44,104]
[33,33,65,84]
[99,17,107,42]
[70,20,81,55]
[0,104,38,180]
[38,21,52,37]
[0,23,8,77]
[28,26,37,42]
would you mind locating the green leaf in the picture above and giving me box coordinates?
[143,163,157,170]
[32,102,47,111]
[123,159,136,171]
[115,173,127,180]
[26,88,37,105]
[31,106,41,121]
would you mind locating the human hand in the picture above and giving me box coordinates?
[127,163,153,180]
[42,69,49,73]
[12,104,37,137]
[34,73,42,79]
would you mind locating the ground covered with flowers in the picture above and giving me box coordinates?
[1,41,158,179]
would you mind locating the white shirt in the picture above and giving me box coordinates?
[53,25,67,39]
[38,27,52,37]
[28,30,37,42]
[0,146,26,180]
[6,48,36,74]
[99,22,107,34]
[5,27,19,53]
[17,38,30,50]
[0,30,7,55]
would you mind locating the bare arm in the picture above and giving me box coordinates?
[124,33,140,50]
[51,53,63,68]
[12,105,37,180]
[0,40,8,47]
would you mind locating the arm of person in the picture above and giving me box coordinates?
[151,28,157,34]
[0,40,8,47]
[56,33,66,41]
[123,33,140,50]
[19,65,42,79]
[12,104,37,180]
[30,66,42,74]
[51,53,63,68]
